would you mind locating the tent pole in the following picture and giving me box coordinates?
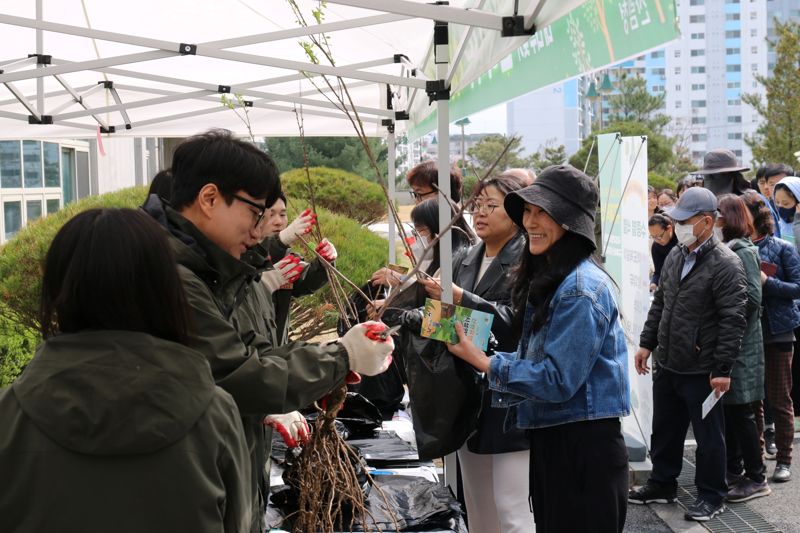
[35,0,43,114]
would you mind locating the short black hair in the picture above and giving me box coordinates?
[40,208,192,344]
[170,129,281,210]
[148,169,173,202]
[269,191,288,209]
[764,163,794,179]
[410,198,473,274]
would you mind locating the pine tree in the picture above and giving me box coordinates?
[743,20,800,167]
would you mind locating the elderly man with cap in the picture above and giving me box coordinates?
[629,187,748,521]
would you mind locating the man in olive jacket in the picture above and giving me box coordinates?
[630,187,748,522]
[143,130,394,533]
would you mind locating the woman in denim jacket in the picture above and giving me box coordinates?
[448,165,631,532]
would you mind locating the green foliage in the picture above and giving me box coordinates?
[289,206,389,338]
[0,187,148,333]
[648,172,676,191]
[266,137,388,181]
[467,134,527,175]
[607,74,669,129]
[0,186,147,385]
[528,142,568,174]
[569,121,693,181]
[744,20,800,167]
[281,167,386,224]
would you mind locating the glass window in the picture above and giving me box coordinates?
[692,117,707,124]
[692,100,707,107]
[0,141,22,188]
[4,201,21,240]
[675,101,682,108]
[26,200,42,222]
[691,49,706,57]
[728,132,743,140]
[726,48,741,55]
[727,64,742,72]
[23,140,42,188]
[728,116,742,123]
[62,148,75,204]
[691,66,706,73]
[725,30,741,38]
[726,13,740,20]
[46,199,60,215]
[43,142,60,187]
[689,15,705,23]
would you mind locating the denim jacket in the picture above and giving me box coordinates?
[488,259,631,430]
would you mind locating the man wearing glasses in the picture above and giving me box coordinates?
[143,129,395,533]
[406,160,464,205]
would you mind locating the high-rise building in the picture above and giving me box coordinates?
[507,0,799,166]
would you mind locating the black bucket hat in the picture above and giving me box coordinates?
[504,164,599,250]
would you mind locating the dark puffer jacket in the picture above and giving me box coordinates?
[640,236,748,377]
[754,234,800,336]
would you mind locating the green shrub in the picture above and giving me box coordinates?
[281,167,387,224]
[288,206,388,339]
[0,186,148,385]
[648,172,676,192]
[0,187,148,333]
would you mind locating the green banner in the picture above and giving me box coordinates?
[409,0,679,139]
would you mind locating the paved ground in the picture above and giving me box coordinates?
[626,433,800,532]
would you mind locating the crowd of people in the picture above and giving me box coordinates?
[0,131,797,533]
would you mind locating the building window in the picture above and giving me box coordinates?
[726,48,741,55]
[727,81,741,89]
[692,100,707,107]
[728,116,742,123]
[651,51,665,58]
[0,141,22,188]
[726,30,741,38]
[675,84,682,91]
[728,132,743,140]
[692,117,707,124]
[691,49,706,57]
[4,201,21,240]
[691,32,705,39]
[22,141,42,189]
[734,150,743,157]
[675,67,682,75]
[692,134,708,142]
[726,13,740,20]
[652,67,666,76]
[727,64,742,72]
[46,199,60,215]
[675,101,682,108]
[751,46,758,54]
[26,200,42,222]
[751,29,757,37]
[691,66,706,73]
[675,50,681,58]
[690,15,705,23]
[728,99,741,105]
[690,0,704,4]
[43,142,60,188]
[725,0,740,4]
[652,85,665,92]
[754,63,760,71]
[750,11,757,19]
[691,83,706,90]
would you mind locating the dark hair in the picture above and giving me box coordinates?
[741,190,775,237]
[756,165,768,180]
[170,129,281,210]
[764,163,794,179]
[717,194,754,241]
[147,169,173,202]
[648,213,673,229]
[510,232,597,334]
[466,173,527,206]
[406,160,464,202]
[40,208,192,344]
[269,192,288,209]
[410,198,474,274]
[657,189,677,202]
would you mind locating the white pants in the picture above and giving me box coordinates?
[457,445,534,533]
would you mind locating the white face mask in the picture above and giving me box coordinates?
[674,218,706,247]
[713,226,724,242]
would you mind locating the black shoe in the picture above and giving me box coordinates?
[628,483,677,505]
[726,478,771,502]
[765,429,777,459]
[684,499,724,522]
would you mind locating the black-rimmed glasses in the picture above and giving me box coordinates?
[464,202,499,215]
[411,189,437,201]
[231,193,268,228]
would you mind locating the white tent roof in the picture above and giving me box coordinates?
[0,0,583,139]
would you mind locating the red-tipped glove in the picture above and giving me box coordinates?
[261,255,304,292]
[279,208,316,246]
[264,411,310,449]
[315,238,337,262]
[339,321,394,376]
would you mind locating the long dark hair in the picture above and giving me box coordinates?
[510,231,596,335]
[40,208,192,344]
[411,198,474,274]
[741,190,774,237]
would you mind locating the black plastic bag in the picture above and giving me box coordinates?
[402,330,483,460]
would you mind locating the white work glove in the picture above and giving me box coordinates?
[279,208,316,246]
[263,411,310,449]
[315,238,337,262]
[338,321,394,376]
[261,255,304,293]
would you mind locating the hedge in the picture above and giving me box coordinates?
[280,166,387,224]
